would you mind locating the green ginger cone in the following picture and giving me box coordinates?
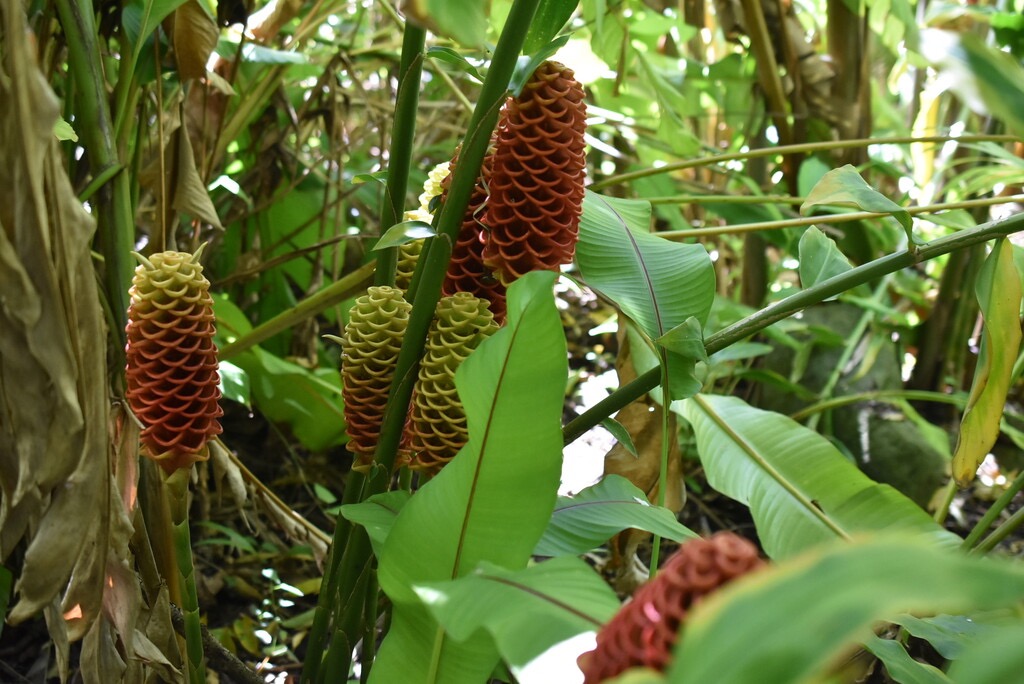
[407,293,499,474]
[340,286,411,471]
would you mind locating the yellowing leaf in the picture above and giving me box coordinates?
[952,239,1023,485]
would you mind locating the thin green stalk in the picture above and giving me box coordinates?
[54,0,135,344]
[164,468,205,684]
[933,478,957,526]
[591,134,1019,191]
[220,262,375,360]
[787,389,965,421]
[648,352,672,576]
[375,25,427,286]
[963,467,1024,550]
[563,210,1024,445]
[658,194,1024,240]
[974,505,1024,554]
[302,2,542,680]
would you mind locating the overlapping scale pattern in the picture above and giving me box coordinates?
[407,293,498,474]
[578,532,764,683]
[441,144,508,324]
[125,250,223,473]
[340,286,412,470]
[482,60,586,284]
[394,236,424,296]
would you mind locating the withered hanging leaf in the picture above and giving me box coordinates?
[0,0,116,662]
[172,0,219,81]
[139,104,224,230]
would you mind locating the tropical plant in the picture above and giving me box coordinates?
[4,0,1024,683]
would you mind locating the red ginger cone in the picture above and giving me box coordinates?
[578,532,764,683]
[482,60,587,284]
[125,249,223,473]
[441,142,508,324]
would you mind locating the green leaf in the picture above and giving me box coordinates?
[578,191,714,340]
[416,557,619,668]
[509,35,571,96]
[218,360,250,407]
[678,395,959,559]
[892,613,999,660]
[122,0,190,49]
[53,118,77,142]
[215,39,308,64]
[671,536,1024,683]
[798,226,854,291]
[953,239,1022,485]
[426,46,484,81]
[946,623,1024,683]
[801,165,915,242]
[371,271,567,684]
[373,221,435,250]
[339,491,411,558]
[521,0,578,55]
[0,565,11,639]
[864,636,952,684]
[599,418,638,457]
[405,0,487,47]
[923,30,1024,138]
[535,475,697,557]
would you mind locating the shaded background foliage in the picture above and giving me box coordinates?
[4,0,1024,681]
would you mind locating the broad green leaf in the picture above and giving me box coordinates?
[215,40,308,64]
[578,191,715,399]
[864,636,952,684]
[672,536,1024,683]
[679,395,959,559]
[953,239,1022,485]
[606,670,666,684]
[599,418,638,457]
[798,226,854,291]
[578,192,714,339]
[373,221,434,250]
[340,491,411,558]
[521,1,578,55]
[535,475,697,557]
[405,0,487,47]
[372,271,566,684]
[801,165,914,242]
[416,557,619,668]
[218,360,250,407]
[946,623,1024,683]
[922,30,1024,138]
[892,613,1001,660]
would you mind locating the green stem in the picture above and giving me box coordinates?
[974,505,1024,554]
[374,26,427,287]
[648,351,672,576]
[591,134,1019,191]
[220,262,375,360]
[54,0,135,347]
[963,467,1024,550]
[563,211,1024,445]
[787,389,965,422]
[164,468,206,684]
[301,2,542,680]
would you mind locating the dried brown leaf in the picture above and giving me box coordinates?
[172,0,218,81]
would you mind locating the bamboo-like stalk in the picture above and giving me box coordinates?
[375,25,426,286]
[164,467,206,684]
[563,210,1024,445]
[53,0,135,346]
